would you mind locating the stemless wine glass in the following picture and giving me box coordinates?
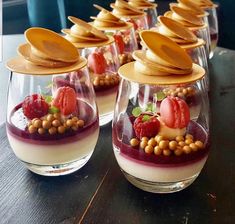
[112,31,210,193]
[6,28,99,176]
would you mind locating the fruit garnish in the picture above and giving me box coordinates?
[133,115,160,139]
[113,34,125,54]
[129,19,138,30]
[160,96,190,129]
[132,103,156,117]
[88,52,107,74]
[22,94,49,119]
[52,86,77,116]
[154,91,166,102]
[49,106,60,114]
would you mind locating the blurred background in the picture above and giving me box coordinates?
[3,0,235,50]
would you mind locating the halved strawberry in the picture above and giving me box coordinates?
[160,96,190,129]
[22,94,49,119]
[52,86,77,115]
[87,52,107,74]
[113,34,125,54]
[133,114,160,139]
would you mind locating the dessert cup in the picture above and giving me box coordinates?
[6,28,99,176]
[112,31,210,193]
[62,17,120,126]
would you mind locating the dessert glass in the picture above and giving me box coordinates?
[6,65,99,176]
[144,6,158,28]
[206,6,218,58]
[112,31,210,193]
[81,40,120,126]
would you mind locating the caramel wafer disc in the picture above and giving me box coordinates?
[180,38,205,50]
[170,5,204,26]
[140,31,192,70]
[177,0,206,16]
[25,27,79,63]
[158,16,197,43]
[128,0,157,9]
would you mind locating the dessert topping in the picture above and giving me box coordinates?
[88,52,107,74]
[160,96,190,129]
[52,86,77,116]
[22,94,49,119]
[113,34,125,54]
[133,115,160,139]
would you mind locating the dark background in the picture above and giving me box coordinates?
[3,0,235,50]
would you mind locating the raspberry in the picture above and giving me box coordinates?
[22,94,49,119]
[133,115,160,139]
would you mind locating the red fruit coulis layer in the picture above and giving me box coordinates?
[7,100,99,145]
[112,115,209,167]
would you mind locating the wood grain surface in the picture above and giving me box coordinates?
[0,48,235,224]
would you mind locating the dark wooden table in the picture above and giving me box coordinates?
[0,47,235,224]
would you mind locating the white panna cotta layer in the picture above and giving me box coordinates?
[114,149,208,183]
[7,129,99,165]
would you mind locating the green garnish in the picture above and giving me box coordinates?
[44,95,53,104]
[45,82,53,89]
[132,107,142,117]
[142,115,150,122]
[146,102,156,113]
[154,91,166,101]
[49,106,60,114]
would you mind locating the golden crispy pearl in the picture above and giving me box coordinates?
[174,148,183,156]
[105,74,111,81]
[54,113,61,120]
[93,79,100,86]
[33,119,42,128]
[49,127,57,135]
[185,134,193,139]
[183,145,192,154]
[189,143,198,152]
[72,125,78,131]
[77,120,85,127]
[130,138,139,147]
[58,126,66,134]
[38,128,46,135]
[195,140,204,149]
[66,119,73,127]
[141,137,149,142]
[72,117,79,122]
[99,80,105,86]
[155,135,164,144]
[169,141,178,150]
[159,140,169,149]
[154,146,162,155]
[140,141,148,149]
[145,145,154,154]
[176,135,184,142]
[28,125,37,134]
[163,149,171,156]
[185,138,193,145]
[42,120,51,129]
[110,80,115,86]
[178,141,186,147]
[47,114,54,122]
[52,119,61,127]
[148,138,157,147]
[177,92,184,98]
[104,80,110,86]
[182,88,188,95]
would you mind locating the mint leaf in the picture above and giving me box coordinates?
[146,102,156,113]
[132,107,142,117]
[44,95,53,104]
[45,82,53,89]
[49,106,60,114]
[154,91,166,101]
[142,115,150,122]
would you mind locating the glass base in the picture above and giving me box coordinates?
[24,153,92,176]
[99,112,113,126]
[122,170,199,193]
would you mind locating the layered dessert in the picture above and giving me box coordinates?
[91,4,138,65]
[113,31,209,192]
[62,16,121,125]
[128,0,158,28]
[6,27,99,175]
[110,0,148,48]
[7,87,99,166]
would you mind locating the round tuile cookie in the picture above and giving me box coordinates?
[90,4,131,29]
[118,30,205,85]
[176,0,208,17]
[128,0,157,10]
[110,0,146,18]
[25,27,79,63]
[170,5,204,27]
[192,0,218,9]
[7,27,87,75]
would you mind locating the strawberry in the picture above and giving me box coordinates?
[87,52,107,74]
[133,115,160,139]
[22,94,49,119]
[113,34,125,54]
[52,86,77,115]
[160,96,190,129]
